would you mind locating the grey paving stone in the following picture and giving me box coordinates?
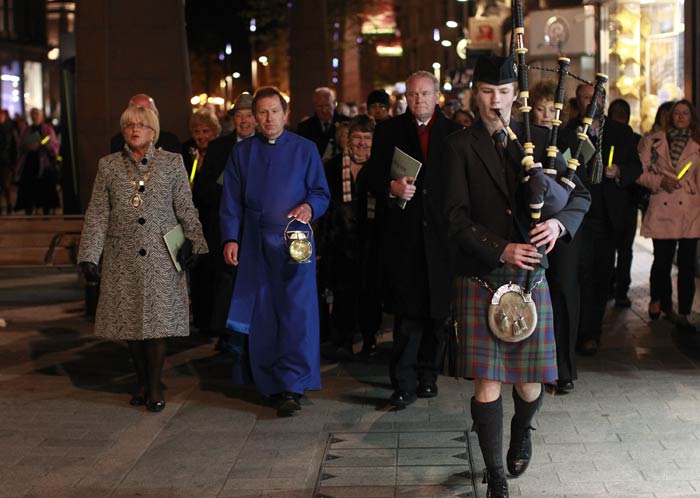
[317,466,396,487]
[313,486,395,497]
[395,465,470,486]
[330,432,399,450]
[398,431,466,449]
[323,448,396,467]
[396,484,476,497]
[397,448,469,466]
[604,481,696,494]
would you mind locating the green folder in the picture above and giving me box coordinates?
[390,147,422,209]
[163,224,185,272]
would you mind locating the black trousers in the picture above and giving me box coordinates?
[190,253,216,332]
[578,217,616,345]
[331,285,382,347]
[546,230,582,381]
[650,238,698,315]
[390,316,446,392]
[613,210,638,300]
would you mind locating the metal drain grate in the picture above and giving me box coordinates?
[313,430,481,497]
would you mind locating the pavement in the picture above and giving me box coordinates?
[1,236,700,498]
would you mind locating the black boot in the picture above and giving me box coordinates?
[483,467,509,498]
[507,386,543,477]
[471,397,509,498]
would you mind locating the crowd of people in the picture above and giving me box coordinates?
[76,55,700,497]
[0,108,61,215]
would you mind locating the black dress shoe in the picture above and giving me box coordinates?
[556,380,574,392]
[389,390,417,408]
[507,424,534,477]
[276,392,301,417]
[483,467,509,498]
[417,383,438,398]
[146,400,165,412]
[129,392,146,406]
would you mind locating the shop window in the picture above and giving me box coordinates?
[0,60,20,117]
[607,0,685,133]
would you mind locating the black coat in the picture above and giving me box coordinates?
[441,119,591,278]
[563,118,642,231]
[320,154,376,291]
[296,111,348,157]
[365,108,461,319]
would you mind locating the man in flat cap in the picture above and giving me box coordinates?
[365,70,461,408]
[439,55,590,497]
[192,93,257,345]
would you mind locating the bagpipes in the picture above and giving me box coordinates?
[498,0,608,226]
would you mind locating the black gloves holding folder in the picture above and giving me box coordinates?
[177,239,199,271]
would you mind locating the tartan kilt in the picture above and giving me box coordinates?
[450,266,557,383]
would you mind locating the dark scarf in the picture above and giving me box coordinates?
[667,127,691,168]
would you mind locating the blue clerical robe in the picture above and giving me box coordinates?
[220,130,330,396]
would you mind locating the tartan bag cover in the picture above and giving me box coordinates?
[450,266,558,383]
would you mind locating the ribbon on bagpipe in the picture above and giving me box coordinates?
[499,0,608,226]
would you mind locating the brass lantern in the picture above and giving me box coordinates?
[284,219,313,264]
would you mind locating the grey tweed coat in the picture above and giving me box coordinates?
[78,144,208,340]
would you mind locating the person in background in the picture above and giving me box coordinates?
[78,105,207,412]
[606,98,642,308]
[297,87,348,160]
[110,94,180,154]
[322,115,382,359]
[196,93,256,350]
[183,108,221,180]
[442,100,460,120]
[220,86,330,417]
[14,108,59,215]
[366,89,391,123]
[529,79,581,394]
[0,110,17,215]
[346,102,359,118]
[637,99,700,330]
[334,121,350,155]
[566,84,642,356]
[453,109,475,128]
[365,70,461,408]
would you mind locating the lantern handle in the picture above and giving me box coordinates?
[284,217,314,243]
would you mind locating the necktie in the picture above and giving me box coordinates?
[493,129,515,194]
[493,129,507,152]
[419,123,427,132]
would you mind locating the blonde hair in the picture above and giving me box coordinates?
[190,108,222,137]
[120,105,160,143]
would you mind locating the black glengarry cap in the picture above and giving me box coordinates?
[473,55,518,85]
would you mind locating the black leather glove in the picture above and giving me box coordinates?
[177,238,198,271]
[79,261,101,282]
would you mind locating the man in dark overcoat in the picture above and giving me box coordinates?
[192,93,256,343]
[564,84,642,355]
[296,87,348,160]
[439,55,590,497]
[365,70,461,407]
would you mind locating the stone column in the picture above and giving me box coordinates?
[75,0,192,209]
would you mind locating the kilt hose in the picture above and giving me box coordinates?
[451,266,557,383]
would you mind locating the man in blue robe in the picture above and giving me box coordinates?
[220,86,330,417]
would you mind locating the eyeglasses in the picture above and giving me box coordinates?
[123,122,153,131]
[350,134,372,142]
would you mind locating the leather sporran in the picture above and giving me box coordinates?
[487,283,537,343]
